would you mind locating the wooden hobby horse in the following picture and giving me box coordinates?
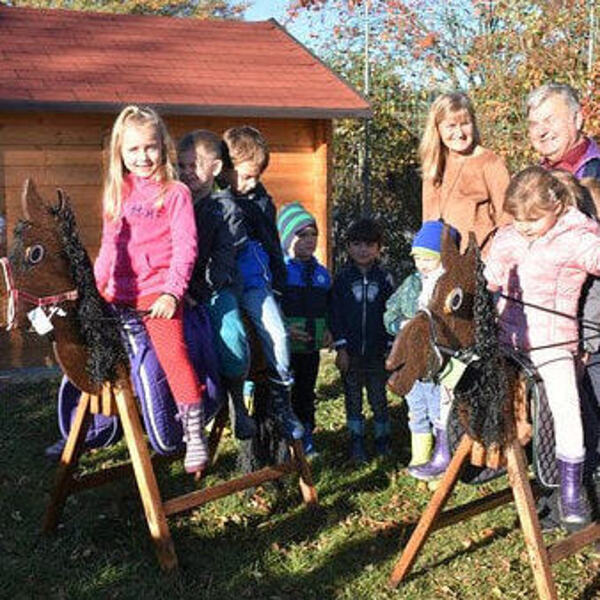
[0,180,317,571]
[385,227,600,600]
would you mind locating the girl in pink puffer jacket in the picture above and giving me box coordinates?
[485,166,600,530]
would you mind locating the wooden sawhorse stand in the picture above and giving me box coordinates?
[42,377,318,571]
[389,434,600,599]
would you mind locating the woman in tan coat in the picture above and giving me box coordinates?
[420,92,511,253]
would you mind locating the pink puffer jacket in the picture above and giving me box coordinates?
[484,207,600,352]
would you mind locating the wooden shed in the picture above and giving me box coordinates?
[0,5,370,370]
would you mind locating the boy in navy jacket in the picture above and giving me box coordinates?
[330,218,394,462]
[178,130,256,440]
[277,202,331,457]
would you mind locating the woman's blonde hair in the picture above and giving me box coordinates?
[419,92,481,185]
[504,166,572,220]
[104,105,177,219]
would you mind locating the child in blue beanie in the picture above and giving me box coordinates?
[384,220,459,478]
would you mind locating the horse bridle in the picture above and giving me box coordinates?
[418,307,480,382]
[0,256,78,331]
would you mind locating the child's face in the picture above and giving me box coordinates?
[348,240,380,269]
[178,147,221,198]
[438,110,475,156]
[121,123,162,179]
[413,255,441,274]
[513,207,560,242]
[230,160,262,195]
[290,225,318,261]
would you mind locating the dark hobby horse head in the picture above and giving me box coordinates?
[0,179,126,393]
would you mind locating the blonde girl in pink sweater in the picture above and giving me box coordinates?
[485,166,600,528]
[94,105,207,474]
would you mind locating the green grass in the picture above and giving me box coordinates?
[1,354,599,599]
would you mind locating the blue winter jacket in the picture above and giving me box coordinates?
[281,256,331,353]
[330,261,394,359]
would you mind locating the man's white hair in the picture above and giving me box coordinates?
[526,83,581,116]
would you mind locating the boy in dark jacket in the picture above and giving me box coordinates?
[330,218,395,462]
[277,202,331,457]
[177,130,256,440]
[222,126,303,441]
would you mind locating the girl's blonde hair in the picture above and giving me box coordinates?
[504,166,572,220]
[419,92,481,185]
[104,105,177,219]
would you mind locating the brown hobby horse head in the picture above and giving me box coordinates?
[0,180,126,393]
[386,225,512,449]
[386,226,479,396]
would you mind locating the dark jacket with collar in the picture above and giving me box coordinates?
[188,187,247,303]
[232,182,287,294]
[330,261,395,359]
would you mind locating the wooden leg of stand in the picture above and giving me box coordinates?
[388,434,473,588]
[505,438,557,600]
[43,392,93,533]
[113,382,178,572]
[290,440,318,505]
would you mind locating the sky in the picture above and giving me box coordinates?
[244,0,289,23]
[244,0,313,47]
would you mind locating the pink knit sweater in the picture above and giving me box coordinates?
[484,207,600,352]
[94,175,197,303]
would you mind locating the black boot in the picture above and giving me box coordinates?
[269,380,304,441]
[223,376,257,440]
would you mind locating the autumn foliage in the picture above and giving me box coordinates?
[287,0,600,271]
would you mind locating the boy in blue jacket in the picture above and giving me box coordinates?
[277,202,331,457]
[330,218,395,462]
[222,126,303,441]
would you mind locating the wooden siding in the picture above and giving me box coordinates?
[0,111,332,369]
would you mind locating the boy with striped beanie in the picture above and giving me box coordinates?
[277,202,331,458]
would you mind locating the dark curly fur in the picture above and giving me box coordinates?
[50,203,127,384]
[451,251,512,448]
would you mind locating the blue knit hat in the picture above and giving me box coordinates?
[277,202,317,254]
[411,220,458,257]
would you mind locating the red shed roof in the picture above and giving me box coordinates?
[0,6,371,119]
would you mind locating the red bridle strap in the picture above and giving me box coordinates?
[0,256,78,331]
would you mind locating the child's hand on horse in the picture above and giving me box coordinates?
[149,294,178,319]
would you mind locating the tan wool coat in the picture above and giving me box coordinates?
[422,147,511,251]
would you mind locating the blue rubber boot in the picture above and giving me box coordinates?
[348,418,367,464]
[374,419,391,457]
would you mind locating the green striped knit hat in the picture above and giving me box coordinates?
[277,202,317,254]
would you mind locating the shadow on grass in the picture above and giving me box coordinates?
[580,568,600,599]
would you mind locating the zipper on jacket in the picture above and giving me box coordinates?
[361,275,367,355]
[251,242,270,283]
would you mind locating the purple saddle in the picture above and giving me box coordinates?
[54,303,222,456]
